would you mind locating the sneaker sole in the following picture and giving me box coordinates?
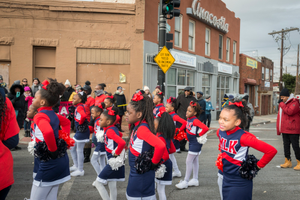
[188,184,199,187]
[175,185,188,189]
[173,175,182,178]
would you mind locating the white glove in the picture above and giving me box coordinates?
[96,130,105,143]
[155,164,167,178]
[27,141,36,156]
[197,128,207,145]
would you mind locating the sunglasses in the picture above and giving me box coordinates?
[23,80,27,82]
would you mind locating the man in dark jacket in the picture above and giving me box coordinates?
[114,86,126,132]
[61,79,75,102]
[176,87,197,151]
[196,91,206,123]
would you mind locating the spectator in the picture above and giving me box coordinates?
[0,75,8,94]
[61,79,75,102]
[276,88,300,170]
[24,86,33,137]
[242,95,255,132]
[69,84,82,102]
[21,78,29,88]
[152,85,161,97]
[196,91,206,123]
[114,86,127,132]
[176,86,197,151]
[205,96,214,128]
[31,78,42,97]
[221,94,228,110]
[144,86,152,98]
[94,83,107,106]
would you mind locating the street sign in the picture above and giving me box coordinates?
[154,46,175,73]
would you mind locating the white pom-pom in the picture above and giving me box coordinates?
[108,149,126,171]
[155,164,167,178]
[28,141,35,156]
[96,130,105,143]
[197,133,207,144]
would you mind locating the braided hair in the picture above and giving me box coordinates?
[189,100,203,118]
[224,100,250,129]
[39,78,65,106]
[77,92,87,104]
[167,97,178,111]
[155,112,175,140]
[102,106,119,124]
[155,92,164,104]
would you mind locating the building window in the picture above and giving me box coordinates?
[175,15,182,47]
[262,67,265,80]
[226,38,230,62]
[266,68,269,81]
[270,69,273,81]
[216,76,230,110]
[219,35,223,59]
[188,20,195,51]
[205,28,210,56]
[202,74,211,96]
[233,41,237,64]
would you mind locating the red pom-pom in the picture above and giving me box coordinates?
[215,153,223,172]
[59,130,75,149]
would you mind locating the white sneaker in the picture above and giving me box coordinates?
[175,180,188,189]
[71,170,84,177]
[70,165,78,172]
[92,181,96,187]
[172,171,182,178]
[188,179,199,187]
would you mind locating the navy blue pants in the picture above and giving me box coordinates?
[0,185,12,200]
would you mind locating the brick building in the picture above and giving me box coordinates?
[239,54,274,115]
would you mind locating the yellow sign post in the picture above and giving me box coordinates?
[154,46,175,73]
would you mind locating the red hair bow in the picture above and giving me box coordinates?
[107,95,114,99]
[190,101,197,107]
[158,92,163,95]
[107,107,115,116]
[229,101,244,108]
[132,91,143,102]
[42,80,49,90]
[98,103,104,109]
[167,97,173,104]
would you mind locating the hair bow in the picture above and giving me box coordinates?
[190,101,197,107]
[229,101,244,108]
[158,92,163,95]
[167,97,173,104]
[132,91,143,102]
[107,107,115,116]
[78,91,84,96]
[107,95,114,99]
[42,80,49,90]
[98,103,104,109]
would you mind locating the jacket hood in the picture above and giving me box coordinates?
[285,93,295,104]
[115,90,124,95]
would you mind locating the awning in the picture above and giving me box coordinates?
[244,78,257,85]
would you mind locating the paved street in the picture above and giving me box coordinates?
[6,122,300,200]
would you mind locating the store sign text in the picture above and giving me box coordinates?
[188,0,229,33]
[246,58,257,69]
[218,63,232,74]
[170,50,196,67]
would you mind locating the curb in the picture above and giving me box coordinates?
[252,120,271,126]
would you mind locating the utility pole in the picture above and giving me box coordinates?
[268,27,299,91]
[292,44,300,94]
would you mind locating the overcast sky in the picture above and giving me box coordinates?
[222,0,300,80]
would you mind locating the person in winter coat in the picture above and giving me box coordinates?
[114,86,126,131]
[144,86,152,99]
[242,95,255,132]
[205,96,214,128]
[176,87,197,151]
[276,88,300,170]
[196,91,206,123]
[61,79,75,102]
[24,86,33,137]
[0,87,20,199]
[152,85,162,98]
[31,78,42,97]
[0,75,8,94]
[21,78,30,88]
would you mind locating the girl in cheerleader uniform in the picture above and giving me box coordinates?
[28,79,70,200]
[154,112,176,200]
[126,92,166,200]
[217,101,277,200]
[153,91,166,118]
[70,91,90,177]
[176,101,209,189]
[90,103,106,186]
[165,97,187,178]
[94,107,126,200]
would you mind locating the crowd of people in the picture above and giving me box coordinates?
[4,75,300,200]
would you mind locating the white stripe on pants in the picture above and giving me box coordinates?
[29,184,59,200]
[70,141,86,171]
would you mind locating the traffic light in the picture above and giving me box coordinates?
[162,0,180,19]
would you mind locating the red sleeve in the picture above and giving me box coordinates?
[240,133,277,168]
[77,106,87,125]
[193,119,209,136]
[159,106,166,114]
[216,129,220,138]
[106,129,126,155]
[89,126,94,133]
[173,115,187,131]
[56,114,71,135]
[2,98,20,140]
[34,113,57,152]
[169,140,176,154]
[137,126,165,164]
[279,100,300,116]
[90,98,95,107]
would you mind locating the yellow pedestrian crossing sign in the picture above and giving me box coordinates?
[154,46,175,74]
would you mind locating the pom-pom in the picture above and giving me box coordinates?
[239,154,260,180]
[174,129,187,141]
[108,149,126,170]
[96,130,105,143]
[197,133,207,144]
[215,153,223,172]
[59,130,75,149]
[28,141,35,156]
[85,81,91,86]
[135,148,158,174]
[155,164,167,178]
[77,121,89,132]
[34,139,68,162]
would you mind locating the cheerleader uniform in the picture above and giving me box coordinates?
[97,125,126,184]
[169,111,187,151]
[153,103,166,118]
[30,107,70,199]
[155,133,176,185]
[127,121,165,200]
[186,116,209,155]
[217,127,277,200]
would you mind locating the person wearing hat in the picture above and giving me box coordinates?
[277,88,300,170]
[144,86,152,98]
[222,94,234,110]
[176,86,197,151]
[114,86,126,132]
[205,96,214,128]
[196,91,206,123]
[221,94,229,110]
[242,95,255,132]
[31,78,42,97]
[61,79,75,102]
[0,75,8,94]
[152,85,162,98]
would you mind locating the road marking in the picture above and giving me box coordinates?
[58,177,75,200]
